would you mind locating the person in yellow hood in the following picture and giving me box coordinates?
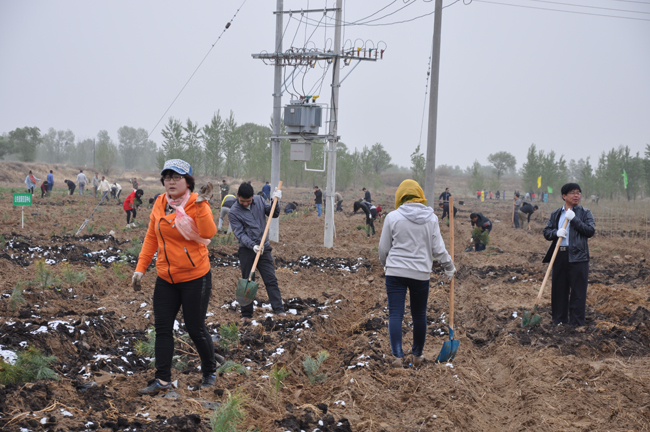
[132,159,218,395]
[379,180,455,368]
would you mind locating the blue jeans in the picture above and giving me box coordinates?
[386,276,430,358]
[316,203,321,217]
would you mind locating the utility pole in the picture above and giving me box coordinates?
[324,0,343,248]
[424,0,443,207]
[93,139,96,169]
[269,0,283,243]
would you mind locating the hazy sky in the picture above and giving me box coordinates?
[1,0,649,170]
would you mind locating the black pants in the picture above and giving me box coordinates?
[336,200,343,212]
[366,209,377,235]
[69,186,76,195]
[551,250,589,326]
[239,247,284,318]
[126,208,137,223]
[441,207,457,220]
[153,270,215,382]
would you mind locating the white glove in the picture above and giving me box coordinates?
[253,245,264,255]
[196,182,213,203]
[557,228,568,238]
[273,188,282,200]
[444,264,456,281]
[565,209,575,221]
[132,271,144,291]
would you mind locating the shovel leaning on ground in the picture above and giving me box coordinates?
[522,217,570,327]
[437,196,460,363]
[236,181,283,307]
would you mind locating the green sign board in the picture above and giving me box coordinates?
[13,193,32,206]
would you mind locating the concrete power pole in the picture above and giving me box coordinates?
[269,0,283,242]
[324,0,343,248]
[424,0,443,207]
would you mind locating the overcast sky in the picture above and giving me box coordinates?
[1,0,649,171]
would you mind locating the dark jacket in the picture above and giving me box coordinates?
[542,205,595,263]
[229,195,280,250]
[438,191,451,202]
[364,190,371,203]
[314,189,323,204]
[471,213,491,230]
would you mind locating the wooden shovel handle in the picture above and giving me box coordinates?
[249,181,282,281]
[533,217,570,307]
[449,197,455,330]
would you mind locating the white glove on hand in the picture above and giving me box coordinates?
[273,188,282,200]
[565,209,575,221]
[444,264,456,281]
[253,245,264,255]
[132,271,144,291]
[557,228,568,238]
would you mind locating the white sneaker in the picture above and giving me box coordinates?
[131,223,137,228]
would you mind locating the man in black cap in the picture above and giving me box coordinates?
[519,202,539,230]
[543,183,595,326]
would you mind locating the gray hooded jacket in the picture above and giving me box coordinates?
[379,202,453,280]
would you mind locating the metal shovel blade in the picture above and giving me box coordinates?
[236,277,259,307]
[436,328,460,363]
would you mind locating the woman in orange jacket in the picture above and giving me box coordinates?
[132,159,217,396]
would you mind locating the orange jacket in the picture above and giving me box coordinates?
[136,192,216,284]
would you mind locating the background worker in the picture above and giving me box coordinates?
[513,192,522,228]
[76,170,88,196]
[496,190,500,200]
[335,191,343,212]
[46,170,54,192]
[220,179,229,201]
[111,182,122,200]
[131,177,139,190]
[353,200,377,237]
[470,212,492,252]
[543,183,595,326]
[262,181,271,202]
[92,173,100,198]
[228,182,285,321]
[519,202,539,230]
[123,188,144,228]
[40,179,49,198]
[362,187,372,203]
[219,193,236,234]
[98,176,111,202]
[284,201,298,213]
[25,170,39,194]
[132,158,217,395]
[63,179,76,195]
[314,186,323,217]
[438,187,451,203]
[379,179,455,368]
[439,201,458,221]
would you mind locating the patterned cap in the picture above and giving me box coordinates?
[161,159,193,176]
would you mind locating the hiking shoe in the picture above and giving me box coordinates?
[413,355,424,368]
[138,379,171,396]
[201,374,216,389]
[391,357,403,368]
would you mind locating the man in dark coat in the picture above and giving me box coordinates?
[64,179,76,195]
[519,202,539,230]
[362,187,371,203]
[439,201,458,221]
[543,183,595,326]
[470,212,492,252]
[314,186,323,217]
[438,187,451,203]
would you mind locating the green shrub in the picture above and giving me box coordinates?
[61,262,86,286]
[33,259,60,290]
[0,347,58,385]
[134,328,156,368]
[87,223,95,234]
[111,261,128,281]
[471,227,490,246]
[218,323,240,352]
[210,390,247,432]
[124,238,142,257]
[216,360,249,376]
[10,280,27,311]
[270,364,290,394]
[303,350,329,385]
[92,263,105,277]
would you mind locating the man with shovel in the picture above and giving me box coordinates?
[543,183,595,326]
[229,182,285,321]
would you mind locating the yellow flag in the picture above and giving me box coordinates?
[537,176,541,188]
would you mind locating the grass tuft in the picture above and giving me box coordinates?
[10,280,27,311]
[218,323,240,352]
[210,390,247,432]
[216,360,249,376]
[61,262,86,286]
[34,259,60,290]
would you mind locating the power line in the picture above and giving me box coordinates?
[609,0,650,5]
[147,0,248,139]
[473,0,650,21]
[521,0,650,15]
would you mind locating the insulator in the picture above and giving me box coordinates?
[225,22,231,29]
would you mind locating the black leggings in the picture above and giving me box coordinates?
[126,208,137,224]
[153,270,216,382]
[27,187,34,194]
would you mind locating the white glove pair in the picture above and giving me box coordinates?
[444,264,456,281]
[273,188,282,200]
[132,271,143,291]
[253,244,264,255]
[556,228,568,238]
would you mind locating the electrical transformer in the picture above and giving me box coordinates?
[284,104,322,135]
[290,142,312,161]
